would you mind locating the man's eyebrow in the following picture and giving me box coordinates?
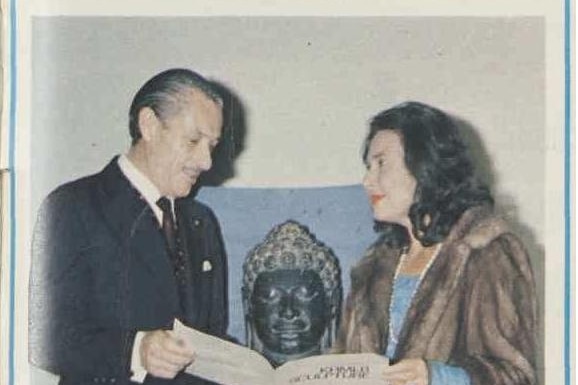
[204,132,220,142]
[197,127,220,141]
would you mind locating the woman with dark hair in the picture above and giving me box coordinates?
[332,102,536,385]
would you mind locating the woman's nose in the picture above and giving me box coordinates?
[362,170,374,191]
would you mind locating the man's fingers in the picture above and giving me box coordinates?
[147,366,179,380]
[153,342,195,367]
[144,354,182,379]
[160,334,195,359]
[141,330,196,377]
[145,349,193,379]
[149,358,181,373]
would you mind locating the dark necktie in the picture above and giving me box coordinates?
[157,197,177,254]
[156,197,188,305]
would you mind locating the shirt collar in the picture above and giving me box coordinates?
[118,154,173,224]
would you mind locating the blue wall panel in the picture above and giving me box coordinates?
[196,185,378,342]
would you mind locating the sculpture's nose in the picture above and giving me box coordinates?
[279,295,298,320]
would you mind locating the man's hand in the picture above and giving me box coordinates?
[382,358,428,385]
[140,330,196,379]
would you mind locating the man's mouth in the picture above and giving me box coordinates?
[183,170,200,182]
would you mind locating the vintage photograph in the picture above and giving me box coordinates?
[0,3,570,385]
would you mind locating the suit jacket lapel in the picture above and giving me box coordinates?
[94,158,177,302]
[175,199,213,329]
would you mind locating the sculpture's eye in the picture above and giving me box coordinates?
[256,287,282,304]
[294,286,320,301]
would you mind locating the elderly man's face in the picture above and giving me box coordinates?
[251,269,329,356]
[140,88,222,198]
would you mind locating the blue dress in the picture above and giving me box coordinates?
[386,274,471,385]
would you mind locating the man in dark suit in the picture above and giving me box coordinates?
[29,68,229,385]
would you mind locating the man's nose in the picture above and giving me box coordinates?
[196,142,213,171]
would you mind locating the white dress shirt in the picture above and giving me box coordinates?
[118,154,174,383]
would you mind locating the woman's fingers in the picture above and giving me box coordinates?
[382,359,427,385]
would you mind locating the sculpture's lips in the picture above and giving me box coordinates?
[277,332,301,340]
[273,324,309,338]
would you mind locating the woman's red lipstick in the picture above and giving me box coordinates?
[370,195,385,205]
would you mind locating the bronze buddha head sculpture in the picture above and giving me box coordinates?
[242,220,341,366]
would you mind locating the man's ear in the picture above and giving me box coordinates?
[138,107,161,142]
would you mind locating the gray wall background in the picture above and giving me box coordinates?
[30,16,545,384]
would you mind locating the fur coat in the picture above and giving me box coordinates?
[332,206,537,385]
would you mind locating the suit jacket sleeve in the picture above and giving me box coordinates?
[29,187,135,378]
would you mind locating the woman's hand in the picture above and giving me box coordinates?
[382,358,428,385]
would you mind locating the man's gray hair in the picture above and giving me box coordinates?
[128,68,223,145]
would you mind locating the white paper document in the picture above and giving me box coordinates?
[173,321,388,385]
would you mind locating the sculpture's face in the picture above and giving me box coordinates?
[251,269,329,356]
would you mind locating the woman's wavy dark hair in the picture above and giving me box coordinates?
[363,101,493,248]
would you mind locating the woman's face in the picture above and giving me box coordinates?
[363,130,417,226]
